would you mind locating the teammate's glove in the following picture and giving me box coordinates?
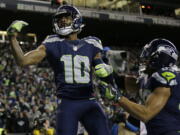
[7,20,29,36]
[99,81,122,102]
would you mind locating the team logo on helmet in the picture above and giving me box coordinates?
[140,38,179,72]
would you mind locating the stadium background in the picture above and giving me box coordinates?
[1,0,180,48]
[0,0,180,135]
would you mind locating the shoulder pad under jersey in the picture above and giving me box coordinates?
[83,36,103,50]
[151,67,178,86]
[42,34,64,44]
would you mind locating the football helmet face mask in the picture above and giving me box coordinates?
[139,39,178,73]
[53,5,84,36]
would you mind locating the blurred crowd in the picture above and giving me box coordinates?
[0,42,56,134]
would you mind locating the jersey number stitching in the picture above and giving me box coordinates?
[60,55,90,84]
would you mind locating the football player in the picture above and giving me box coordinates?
[101,38,180,135]
[7,5,112,135]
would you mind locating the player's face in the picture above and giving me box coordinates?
[139,58,156,75]
[57,14,73,28]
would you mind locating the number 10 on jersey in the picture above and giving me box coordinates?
[61,55,90,84]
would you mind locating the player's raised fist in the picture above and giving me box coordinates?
[7,20,29,36]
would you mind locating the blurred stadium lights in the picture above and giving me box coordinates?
[137,0,180,17]
[146,5,151,9]
[141,5,145,9]
[0,30,37,45]
[0,0,180,48]
[98,0,132,10]
[2,0,179,18]
[51,0,136,11]
[51,0,68,7]
[0,0,179,27]
[175,8,180,19]
[51,0,62,6]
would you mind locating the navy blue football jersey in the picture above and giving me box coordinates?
[42,34,102,99]
[144,67,180,134]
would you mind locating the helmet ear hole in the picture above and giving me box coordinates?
[72,17,83,29]
[72,18,80,29]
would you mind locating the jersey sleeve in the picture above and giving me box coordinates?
[41,35,53,54]
[41,34,63,54]
[42,35,56,45]
[150,68,178,90]
[83,36,103,57]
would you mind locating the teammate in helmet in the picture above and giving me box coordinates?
[101,38,180,135]
[140,38,178,74]
[7,5,112,135]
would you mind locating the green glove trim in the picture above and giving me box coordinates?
[95,64,113,78]
[7,20,29,35]
[99,81,122,102]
